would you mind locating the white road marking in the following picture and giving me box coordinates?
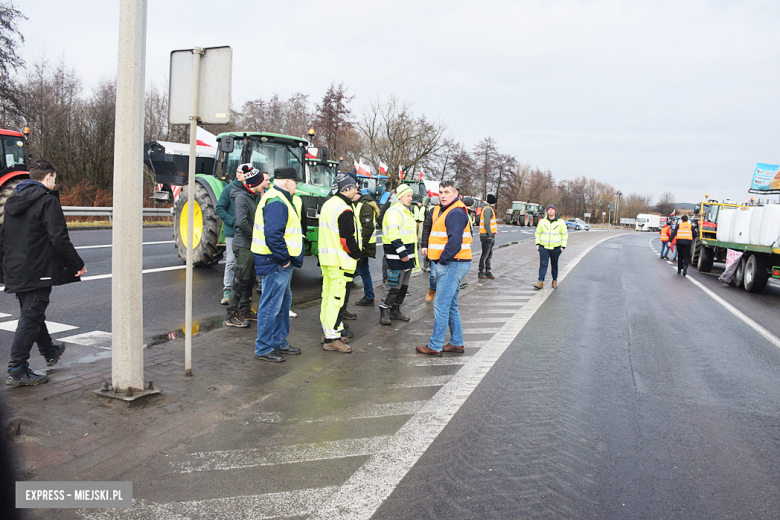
[310,233,623,520]
[75,240,175,250]
[0,320,77,334]
[0,312,10,318]
[462,327,502,334]
[389,375,452,388]
[306,401,428,422]
[58,331,112,349]
[461,317,511,323]
[408,357,469,366]
[171,436,391,473]
[0,264,187,291]
[78,487,339,520]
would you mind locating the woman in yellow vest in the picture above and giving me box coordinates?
[379,183,418,326]
[534,204,568,290]
[670,215,694,276]
[251,167,304,363]
[318,175,362,352]
[416,180,472,356]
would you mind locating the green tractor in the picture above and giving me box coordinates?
[302,152,339,255]
[149,131,332,266]
[400,179,427,204]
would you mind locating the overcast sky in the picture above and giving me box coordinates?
[18,0,780,204]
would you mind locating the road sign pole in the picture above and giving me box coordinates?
[110,0,147,394]
[184,48,203,377]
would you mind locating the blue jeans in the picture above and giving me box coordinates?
[660,241,670,257]
[429,265,437,291]
[356,257,374,300]
[429,261,471,351]
[255,263,293,356]
[538,246,562,281]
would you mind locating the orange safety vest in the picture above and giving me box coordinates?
[428,201,473,261]
[479,206,497,235]
[660,225,671,242]
[676,222,693,241]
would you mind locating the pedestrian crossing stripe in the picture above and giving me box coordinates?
[0,320,78,334]
[0,312,10,319]
[58,331,112,349]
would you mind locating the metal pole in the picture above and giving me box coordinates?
[184,48,202,377]
[111,0,147,393]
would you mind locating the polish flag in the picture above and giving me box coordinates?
[399,165,404,179]
[670,209,676,216]
[195,127,217,148]
[379,162,388,174]
[305,147,318,159]
[356,162,371,177]
[418,169,424,181]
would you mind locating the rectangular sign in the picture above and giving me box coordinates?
[748,163,780,194]
[16,481,132,508]
[169,46,232,125]
[620,218,636,225]
[583,212,591,218]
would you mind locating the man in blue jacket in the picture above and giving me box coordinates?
[0,160,86,386]
[215,166,245,305]
[251,167,305,362]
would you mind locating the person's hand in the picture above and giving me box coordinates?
[536,245,539,251]
[401,256,409,263]
[76,266,87,277]
[421,247,428,257]
[282,261,291,268]
[562,247,565,251]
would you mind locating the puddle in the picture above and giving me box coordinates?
[148,315,227,347]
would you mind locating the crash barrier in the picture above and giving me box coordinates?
[62,207,173,221]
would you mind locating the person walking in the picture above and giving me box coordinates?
[534,204,568,290]
[416,180,472,356]
[421,196,440,302]
[659,221,672,259]
[671,214,693,276]
[379,183,417,326]
[478,194,498,279]
[215,166,246,304]
[226,165,268,327]
[0,160,86,386]
[251,167,304,362]
[354,189,380,307]
[318,174,361,352]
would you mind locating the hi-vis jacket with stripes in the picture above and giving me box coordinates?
[535,216,568,249]
[382,201,417,270]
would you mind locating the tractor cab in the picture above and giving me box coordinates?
[357,173,389,198]
[0,129,28,176]
[401,179,426,204]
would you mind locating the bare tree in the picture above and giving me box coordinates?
[655,190,675,216]
[314,82,355,159]
[0,2,26,118]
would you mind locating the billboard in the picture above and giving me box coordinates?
[748,163,780,194]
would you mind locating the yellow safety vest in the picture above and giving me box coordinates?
[479,206,497,235]
[251,186,303,256]
[382,202,417,260]
[535,217,568,249]
[428,201,473,261]
[318,195,359,270]
[412,204,426,222]
[676,221,693,241]
[355,201,377,245]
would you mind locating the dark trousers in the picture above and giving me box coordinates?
[227,246,256,316]
[677,243,691,272]
[538,246,562,281]
[478,236,494,273]
[9,286,56,368]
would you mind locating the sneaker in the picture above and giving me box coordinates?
[478,272,486,279]
[552,280,558,289]
[45,342,66,367]
[322,338,352,353]
[485,272,495,280]
[6,363,49,386]
[354,296,375,307]
[225,315,249,328]
[341,311,357,320]
[425,289,436,303]
[221,290,231,305]
[238,308,258,322]
[289,309,298,318]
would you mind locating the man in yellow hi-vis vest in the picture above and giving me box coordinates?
[478,194,498,279]
[534,204,568,290]
[318,174,362,352]
[379,183,417,326]
[251,167,304,363]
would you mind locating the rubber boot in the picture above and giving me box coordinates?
[390,305,410,321]
[379,306,392,326]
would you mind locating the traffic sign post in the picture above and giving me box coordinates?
[169,47,232,376]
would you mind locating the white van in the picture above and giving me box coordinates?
[635,214,665,232]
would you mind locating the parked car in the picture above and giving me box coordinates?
[566,218,590,231]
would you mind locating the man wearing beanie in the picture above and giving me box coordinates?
[216,165,247,305]
[226,164,268,327]
[478,194,498,279]
[534,204,568,289]
[379,182,417,326]
[318,174,361,352]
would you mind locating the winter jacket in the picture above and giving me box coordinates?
[0,180,84,293]
[357,193,380,258]
[421,203,438,249]
[253,186,304,276]
[230,183,259,249]
[215,179,242,238]
[535,216,568,249]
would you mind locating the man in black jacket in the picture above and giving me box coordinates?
[0,160,86,386]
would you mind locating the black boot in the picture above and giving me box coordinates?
[355,296,375,306]
[379,306,392,326]
[390,305,410,321]
[6,363,49,386]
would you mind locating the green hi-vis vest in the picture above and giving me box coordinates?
[318,195,359,270]
[382,202,417,260]
[251,186,303,257]
[355,201,378,245]
[535,217,568,249]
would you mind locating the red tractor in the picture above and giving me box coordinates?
[0,127,31,225]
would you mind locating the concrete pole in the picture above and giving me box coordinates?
[111,0,147,392]
[184,48,202,377]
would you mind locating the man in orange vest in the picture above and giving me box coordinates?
[416,180,472,356]
[478,194,497,279]
[659,221,672,259]
[670,215,693,276]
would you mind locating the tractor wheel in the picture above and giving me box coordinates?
[173,183,223,267]
[0,177,24,227]
[743,254,769,294]
[697,246,714,273]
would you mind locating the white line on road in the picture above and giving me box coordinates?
[310,233,623,520]
[0,264,186,291]
[75,240,175,250]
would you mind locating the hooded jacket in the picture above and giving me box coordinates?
[230,183,259,249]
[357,193,380,258]
[0,180,84,293]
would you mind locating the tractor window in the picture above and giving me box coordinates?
[215,138,244,180]
[1,136,25,170]
[251,140,303,181]
[307,161,336,188]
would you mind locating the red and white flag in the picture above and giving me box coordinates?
[399,165,404,180]
[356,162,371,177]
[418,168,424,181]
[306,147,318,159]
[670,209,676,216]
[379,162,388,174]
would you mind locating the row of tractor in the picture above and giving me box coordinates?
[504,201,542,226]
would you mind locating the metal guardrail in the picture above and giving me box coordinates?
[62,207,173,220]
